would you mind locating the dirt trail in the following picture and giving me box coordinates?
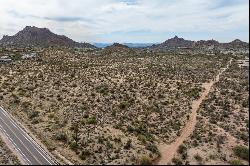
[156,59,232,165]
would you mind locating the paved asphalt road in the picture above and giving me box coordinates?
[0,106,56,165]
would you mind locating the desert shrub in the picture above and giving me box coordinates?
[127,125,134,133]
[119,101,128,110]
[79,150,91,160]
[83,111,89,118]
[31,118,40,124]
[134,123,155,142]
[96,84,109,95]
[48,112,55,119]
[55,131,67,142]
[138,134,147,144]
[238,132,248,142]
[97,136,104,144]
[230,159,243,165]
[172,157,183,165]
[12,94,20,104]
[86,116,97,125]
[139,156,152,165]
[194,154,203,162]
[21,101,31,110]
[28,111,39,119]
[106,141,113,149]
[178,144,187,154]
[192,139,199,147]
[124,139,132,150]
[146,143,159,154]
[242,99,249,108]
[113,137,122,143]
[233,146,249,161]
[11,54,22,61]
[114,122,123,129]
[186,88,201,99]
[111,110,116,116]
[69,141,78,151]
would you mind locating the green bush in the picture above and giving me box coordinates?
[69,141,78,151]
[119,101,128,109]
[127,125,134,133]
[96,84,109,95]
[111,110,116,116]
[86,116,97,125]
[124,139,132,150]
[172,157,183,165]
[28,111,39,119]
[55,131,67,142]
[178,145,187,154]
[79,150,91,160]
[230,159,243,165]
[106,141,113,149]
[139,156,152,165]
[194,154,203,162]
[10,54,22,61]
[138,134,147,144]
[186,88,201,99]
[146,143,159,155]
[242,99,249,108]
[134,123,155,142]
[233,146,249,161]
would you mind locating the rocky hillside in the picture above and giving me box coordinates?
[102,43,133,55]
[0,26,95,48]
[152,36,249,50]
[222,39,249,49]
[102,43,135,57]
[106,43,129,49]
[152,36,194,49]
[194,39,220,49]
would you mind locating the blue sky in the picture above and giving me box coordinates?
[0,0,249,43]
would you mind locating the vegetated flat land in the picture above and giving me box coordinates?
[174,59,249,165]
[0,137,20,165]
[0,47,246,165]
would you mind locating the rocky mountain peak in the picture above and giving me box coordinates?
[231,39,243,43]
[0,26,95,48]
[22,26,50,33]
[112,43,129,48]
[157,36,194,48]
[173,35,179,39]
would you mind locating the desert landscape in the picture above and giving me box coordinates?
[0,138,20,165]
[0,28,249,164]
[0,0,249,165]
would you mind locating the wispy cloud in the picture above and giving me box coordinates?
[0,0,249,43]
[44,16,87,22]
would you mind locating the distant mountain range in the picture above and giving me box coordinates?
[93,43,113,48]
[0,26,248,50]
[93,43,157,48]
[0,26,95,48]
[152,36,249,50]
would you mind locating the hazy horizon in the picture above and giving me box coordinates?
[0,0,249,43]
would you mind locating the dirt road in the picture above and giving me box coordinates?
[156,59,232,165]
